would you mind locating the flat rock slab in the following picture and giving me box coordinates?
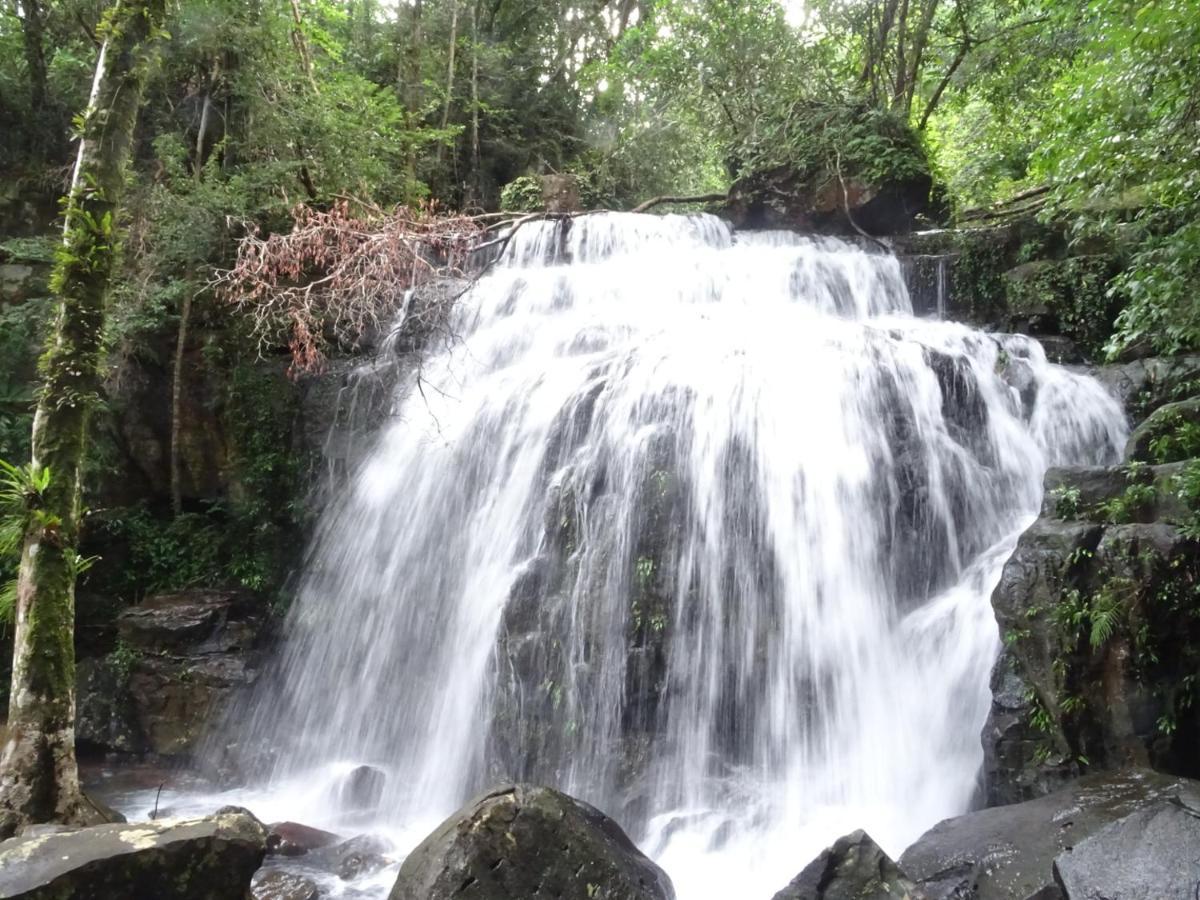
[899,769,1200,900]
[1054,796,1200,899]
[0,808,266,900]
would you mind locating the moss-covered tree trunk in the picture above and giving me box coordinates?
[0,0,165,839]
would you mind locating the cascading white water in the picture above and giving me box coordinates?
[210,213,1127,898]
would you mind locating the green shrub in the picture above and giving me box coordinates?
[499,176,544,213]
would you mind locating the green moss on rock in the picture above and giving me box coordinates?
[1003,255,1122,358]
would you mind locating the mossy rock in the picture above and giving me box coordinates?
[726,103,936,234]
[1125,397,1200,463]
[0,808,267,899]
[1002,255,1121,359]
[389,785,675,900]
[986,505,1200,802]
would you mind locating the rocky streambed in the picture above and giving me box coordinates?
[22,349,1194,900]
[3,767,1198,899]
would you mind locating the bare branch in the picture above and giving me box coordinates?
[631,193,728,213]
[215,201,485,374]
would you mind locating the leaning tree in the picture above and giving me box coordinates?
[0,0,166,838]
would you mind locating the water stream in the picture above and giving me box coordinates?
[105,213,1127,899]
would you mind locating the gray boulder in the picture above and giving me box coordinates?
[1053,795,1200,900]
[266,821,341,857]
[899,770,1200,900]
[1085,355,1200,418]
[338,764,386,814]
[771,830,922,900]
[0,807,267,899]
[388,784,674,900]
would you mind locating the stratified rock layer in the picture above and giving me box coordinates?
[75,589,268,759]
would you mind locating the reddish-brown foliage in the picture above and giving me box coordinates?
[216,201,487,374]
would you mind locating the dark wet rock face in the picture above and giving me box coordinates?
[983,519,1101,803]
[1053,794,1200,899]
[388,784,675,900]
[984,506,1200,802]
[899,770,1198,900]
[75,588,269,759]
[771,830,921,900]
[0,807,266,899]
[726,165,933,235]
[984,359,1200,803]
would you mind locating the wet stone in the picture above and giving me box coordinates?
[251,868,321,900]
[267,821,342,857]
[338,765,387,813]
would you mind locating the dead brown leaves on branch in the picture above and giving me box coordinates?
[216,200,487,375]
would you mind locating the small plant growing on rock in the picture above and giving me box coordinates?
[108,641,140,682]
[1175,461,1200,539]
[1051,485,1083,519]
[1148,414,1200,464]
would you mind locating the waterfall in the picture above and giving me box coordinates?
[216,213,1127,899]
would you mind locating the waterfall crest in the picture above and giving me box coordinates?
[222,213,1126,899]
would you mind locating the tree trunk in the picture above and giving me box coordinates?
[468,0,481,208]
[194,89,212,182]
[289,0,320,93]
[169,291,193,518]
[403,0,424,196]
[901,0,939,117]
[17,0,50,153]
[0,0,165,840]
[892,0,911,108]
[435,0,459,165]
[861,0,899,100]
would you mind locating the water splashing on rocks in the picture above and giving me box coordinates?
[204,213,1126,899]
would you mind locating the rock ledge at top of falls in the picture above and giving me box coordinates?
[724,163,934,235]
[387,784,675,900]
[0,806,267,900]
[771,769,1200,900]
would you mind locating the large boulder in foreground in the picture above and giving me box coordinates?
[0,807,267,899]
[772,830,921,900]
[899,769,1199,900]
[1054,794,1200,899]
[388,784,674,900]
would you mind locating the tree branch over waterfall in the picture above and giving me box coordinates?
[216,201,485,374]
